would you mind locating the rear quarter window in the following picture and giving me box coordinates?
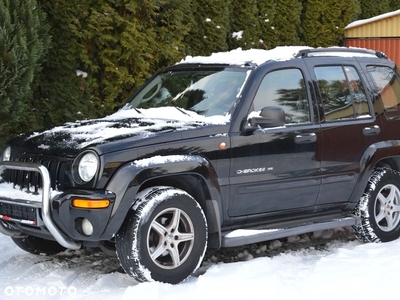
[366,65,400,119]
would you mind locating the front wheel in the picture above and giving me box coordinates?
[352,168,400,242]
[116,186,208,284]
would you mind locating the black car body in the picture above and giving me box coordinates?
[2,46,400,283]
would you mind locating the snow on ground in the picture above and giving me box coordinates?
[1,229,400,300]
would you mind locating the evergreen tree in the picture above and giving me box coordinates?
[301,0,360,47]
[35,0,194,127]
[390,0,400,10]
[228,0,262,50]
[67,0,162,115]
[257,0,278,49]
[0,0,50,147]
[33,1,96,131]
[184,0,231,56]
[151,0,194,68]
[272,0,302,46]
[359,0,390,19]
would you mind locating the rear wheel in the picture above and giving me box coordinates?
[116,186,208,284]
[352,168,400,242]
[11,236,66,255]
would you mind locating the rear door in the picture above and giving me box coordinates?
[305,57,385,207]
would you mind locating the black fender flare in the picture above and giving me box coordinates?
[100,155,223,248]
[346,141,389,207]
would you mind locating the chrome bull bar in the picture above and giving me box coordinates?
[0,161,81,249]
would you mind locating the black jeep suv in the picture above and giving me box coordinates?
[2,46,400,284]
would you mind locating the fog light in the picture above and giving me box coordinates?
[81,218,93,236]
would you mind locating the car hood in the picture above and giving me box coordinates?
[12,107,230,157]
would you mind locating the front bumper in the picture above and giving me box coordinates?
[0,162,83,249]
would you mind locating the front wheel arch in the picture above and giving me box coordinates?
[137,174,222,249]
[115,186,208,284]
[102,155,223,248]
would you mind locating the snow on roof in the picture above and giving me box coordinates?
[345,9,400,30]
[178,45,382,66]
[178,46,312,66]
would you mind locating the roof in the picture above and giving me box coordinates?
[345,9,400,30]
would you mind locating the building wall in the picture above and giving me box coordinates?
[345,38,400,67]
[344,12,400,66]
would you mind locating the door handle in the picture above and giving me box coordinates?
[363,125,380,136]
[294,133,317,144]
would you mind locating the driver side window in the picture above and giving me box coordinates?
[252,68,311,124]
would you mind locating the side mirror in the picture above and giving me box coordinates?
[248,106,286,128]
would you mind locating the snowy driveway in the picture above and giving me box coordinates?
[1,229,399,300]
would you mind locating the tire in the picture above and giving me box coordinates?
[11,236,66,255]
[115,186,208,284]
[352,168,400,243]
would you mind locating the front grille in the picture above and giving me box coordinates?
[1,156,71,191]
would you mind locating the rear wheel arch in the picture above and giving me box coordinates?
[347,142,391,205]
[375,157,399,171]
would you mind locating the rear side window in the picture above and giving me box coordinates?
[314,66,370,121]
[367,65,400,119]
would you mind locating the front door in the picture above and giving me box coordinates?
[229,63,321,217]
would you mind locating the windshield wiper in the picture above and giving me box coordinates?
[174,107,191,116]
[133,107,144,115]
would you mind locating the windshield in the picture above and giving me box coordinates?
[126,67,248,117]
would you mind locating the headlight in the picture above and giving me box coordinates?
[77,152,99,182]
[1,146,11,162]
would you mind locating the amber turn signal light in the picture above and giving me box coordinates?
[219,142,227,150]
[72,199,110,209]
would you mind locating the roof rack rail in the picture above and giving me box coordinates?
[296,48,388,59]
[243,61,258,67]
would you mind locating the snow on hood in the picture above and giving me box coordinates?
[27,107,230,150]
[178,46,312,66]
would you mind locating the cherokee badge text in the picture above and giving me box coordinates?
[236,167,266,174]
